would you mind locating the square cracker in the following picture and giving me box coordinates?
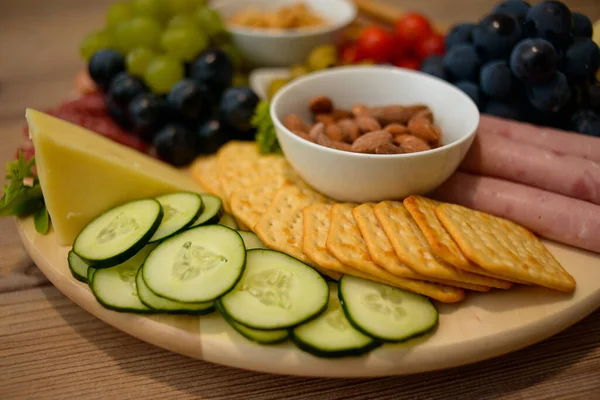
[230,182,282,230]
[253,183,341,280]
[435,203,576,292]
[404,196,519,285]
[374,201,512,289]
[318,202,466,302]
[189,156,229,211]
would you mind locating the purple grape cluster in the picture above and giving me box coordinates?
[420,0,600,137]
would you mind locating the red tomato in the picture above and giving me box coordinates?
[356,25,396,63]
[394,13,433,50]
[415,33,445,61]
[339,42,360,64]
[393,57,421,70]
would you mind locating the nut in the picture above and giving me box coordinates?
[309,96,334,114]
[398,135,431,153]
[375,142,402,154]
[351,130,393,154]
[337,118,361,142]
[333,141,353,152]
[325,123,345,142]
[315,114,336,125]
[408,118,442,144]
[351,104,370,117]
[411,108,434,123]
[283,114,308,132]
[393,134,414,146]
[309,122,335,148]
[292,130,312,142]
[331,109,354,121]
[355,116,382,134]
[370,105,428,125]
[384,123,410,136]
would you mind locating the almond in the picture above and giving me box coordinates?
[309,96,334,114]
[408,118,442,144]
[333,141,353,152]
[398,135,431,153]
[370,105,428,125]
[331,109,354,121]
[309,122,335,148]
[375,142,402,154]
[351,130,393,154]
[315,114,336,125]
[355,116,382,134]
[283,114,308,132]
[337,118,361,142]
[393,134,414,146]
[410,108,434,123]
[325,123,345,142]
[351,104,370,117]
[292,130,312,142]
[384,123,410,136]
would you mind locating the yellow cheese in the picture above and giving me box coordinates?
[26,109,201,245]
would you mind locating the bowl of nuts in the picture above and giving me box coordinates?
[214,0,356,67]
[270,66,480,202]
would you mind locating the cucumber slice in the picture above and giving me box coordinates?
[220,249,329,330]
[237,230,267,249]
[291,282,379,358]
[135,268,214,314]
[216,302,288,344]
[87,266,98,286]
[191,194,223,226]
[218,213,239,229]
[90,245,156,313]
[149,192,203,243]
[73,199,163,267]
[68,250,89,283]
[338,275,438,342]
[142,225,246,303]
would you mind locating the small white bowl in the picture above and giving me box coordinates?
[270,66,480,203]
[213,0,357,67]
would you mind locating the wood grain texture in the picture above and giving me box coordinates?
[1,0,600,398]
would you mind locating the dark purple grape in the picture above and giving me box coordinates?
[455,81,484,109]
[88,50,126,91]
[445,23,476,50]
[561,37,600,82]
[526,71,571,112]
[510,38,558,84]
[153,124,198,166]
[196,119,229,154]
[443,44,482,81]
[420,55,449,80]
[106,72,148,128]
[473,13,523,60]
[480,60,515,99]
[484,99,523,120]
[492,0,531,24]
[167,79,213,126]
[525,1,572,49]
[570,109,600,136]
[190,48,234,99]
[128,93,171,141]
[219,86,259,132]
[571,12,593,38]
[588,83,600,113]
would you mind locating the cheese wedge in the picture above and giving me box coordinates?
[26,109,200,245]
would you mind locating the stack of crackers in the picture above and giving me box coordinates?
[190,142,576,304]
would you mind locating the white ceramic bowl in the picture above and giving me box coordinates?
[270,66,480,202]
[213,0,356,67]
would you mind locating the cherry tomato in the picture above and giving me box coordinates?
[394,13,433,50]
[339,42,360,64]
[393,57,421,70]
[415,33,445,61]
[356,25,396,63]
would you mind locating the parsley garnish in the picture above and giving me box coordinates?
[252,100,282,155]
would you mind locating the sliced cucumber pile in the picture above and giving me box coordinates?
[68,191,438,358]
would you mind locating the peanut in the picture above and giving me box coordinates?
[355,116,382,134]
[384,123,410,136]
[315,114,336,125]
[309,96,334,114]
[351,130,394,154]
[407,118,442,145]
[398,135,431,153]
[283,114,308,132]
[337,118,361,142]
[325,123,345,142]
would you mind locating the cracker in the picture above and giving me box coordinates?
[230,182,282,230]
[435,203,576,292]
[189,156,230,211]
[404,196,519,285]
[219,156,292,201]
[254,183,341,280]
[321,203,466,302]
[374,201,513,289]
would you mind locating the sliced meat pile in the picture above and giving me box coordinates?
[433,115,600,253]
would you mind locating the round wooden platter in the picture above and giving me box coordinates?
[16,216,600,378]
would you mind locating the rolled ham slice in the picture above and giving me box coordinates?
[461,133,600,205]
[479,115,600,163]
[432,172,600,253]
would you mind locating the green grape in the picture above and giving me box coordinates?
[195,6,226,38]
[80,30,112,61]
[106,2,133,28]
[219,43,244,71]
[167,14,200,30]
[126,47,156,77]
[112,16,162,53]
[131,0,167,22]
[160,26,209,62]
[144,55,184,94]
[167,0,207,16]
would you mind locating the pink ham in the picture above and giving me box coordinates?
[432,172,600,253]
[460,133,600,205]
[479,115,600,163]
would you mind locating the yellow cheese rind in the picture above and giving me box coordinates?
[26,109,200,245]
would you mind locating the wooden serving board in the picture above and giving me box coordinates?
[16,213,600,378]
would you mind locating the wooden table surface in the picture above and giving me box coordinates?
[1,1,600,399]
